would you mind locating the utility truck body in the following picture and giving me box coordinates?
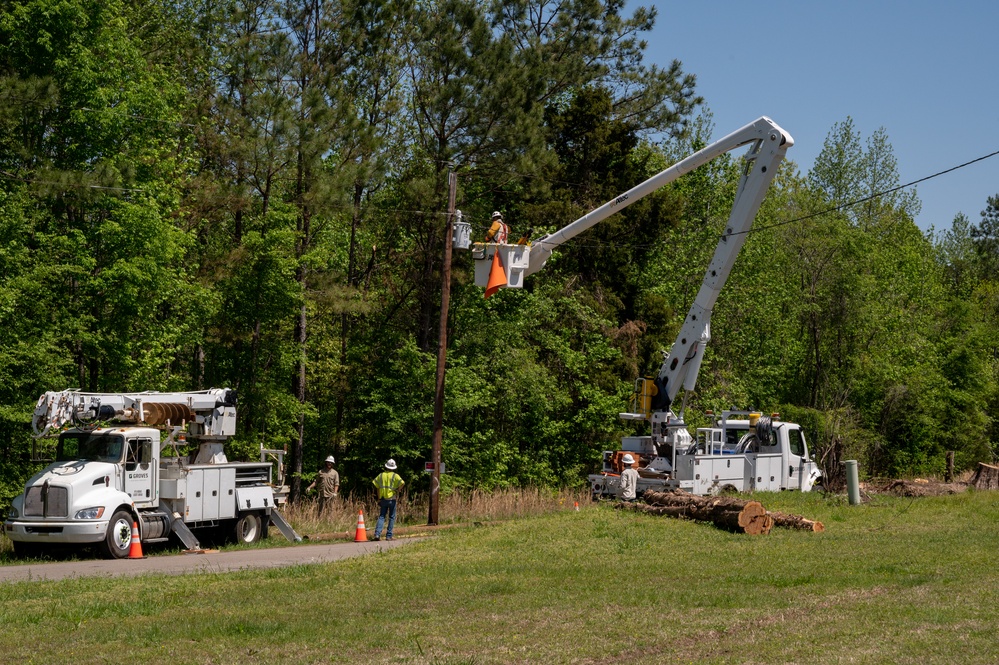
[589,411,821,499]
[5,389,299,558]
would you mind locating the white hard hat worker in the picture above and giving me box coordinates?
[385,459,398,470]
[486,211,509,243]
[621,454,635,465]
[325,455,335,464]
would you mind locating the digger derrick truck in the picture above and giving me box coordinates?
[465,116,821,498]
[4,389,301,558]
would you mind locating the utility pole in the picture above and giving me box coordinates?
[429,171,457,525]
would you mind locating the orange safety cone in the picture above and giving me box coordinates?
[354,510,368,542]
[484,250,506,299]
[128,522,145,559]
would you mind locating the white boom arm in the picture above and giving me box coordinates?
[526,116,792,276]
[473,116,793,440]
[32,388,238,439]
[472,117,792,290]
[646,118,793,416]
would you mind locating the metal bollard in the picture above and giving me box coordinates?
[844,459,861,505]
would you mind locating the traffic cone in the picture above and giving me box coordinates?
[354,510,368,542]
[128,522,145,559]
[484,250,506,298]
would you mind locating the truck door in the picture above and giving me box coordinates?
[785,427,817,491]
[124,437,155,506]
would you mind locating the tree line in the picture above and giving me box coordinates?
[0,0,995,502]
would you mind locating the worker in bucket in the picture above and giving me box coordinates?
[372,459,406,541]
[619,454,639,502]
[307,455,340,515]
[484,211,509,243]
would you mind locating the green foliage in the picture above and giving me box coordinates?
[0,0,995,501]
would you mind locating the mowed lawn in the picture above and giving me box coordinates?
[1,490,997,664]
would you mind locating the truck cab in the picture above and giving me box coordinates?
[5,427,152,557]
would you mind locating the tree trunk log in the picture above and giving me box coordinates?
[634,491,773,535]
[635,489,822,534]
[970,462,999,491]
[767,510,825,532]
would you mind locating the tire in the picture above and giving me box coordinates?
[233,513,261,545]
[101,510,134,559]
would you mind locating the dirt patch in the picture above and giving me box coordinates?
[865,478,968,497]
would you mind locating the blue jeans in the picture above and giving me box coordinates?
[375,498,397,539]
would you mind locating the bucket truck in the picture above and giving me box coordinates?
[465,117,821,497]
[4,389,301,558]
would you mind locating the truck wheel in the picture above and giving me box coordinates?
[234,513,261,544]
[101,510,134,559]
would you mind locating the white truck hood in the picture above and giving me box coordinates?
[26,460,118,491]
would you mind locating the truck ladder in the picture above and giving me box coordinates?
[169,518,203,550]
[269,509,302,542]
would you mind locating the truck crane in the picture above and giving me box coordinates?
[465,116,821,497]
[4,388,301,558]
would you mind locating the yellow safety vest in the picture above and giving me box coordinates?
[373,471,404,499]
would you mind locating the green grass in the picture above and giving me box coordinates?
[1,490,998,664]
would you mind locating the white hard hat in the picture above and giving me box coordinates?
[491,211,502,219]
[325,455,335,464]
[621,454,635,465]
[385,459,397,470]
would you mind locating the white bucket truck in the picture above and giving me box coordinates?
[464,117,823,497]
[4,388,300,558]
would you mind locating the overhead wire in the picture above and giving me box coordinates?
[0,171,147,192]
[542,146,999,252]
[741,147,999,237]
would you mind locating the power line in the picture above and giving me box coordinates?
[0,171,146,192]
[550,146,999,251]
[743,147,999,236]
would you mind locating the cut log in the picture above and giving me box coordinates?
[970,463,999,491]
[630,490,772,535]
[767,510,825,533]
[634,489,822,534]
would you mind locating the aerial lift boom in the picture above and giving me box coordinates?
[475,116,792,414]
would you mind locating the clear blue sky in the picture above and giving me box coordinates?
[630,1,999,232]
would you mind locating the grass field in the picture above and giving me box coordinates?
[1,489,998,664]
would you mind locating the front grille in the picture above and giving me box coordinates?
[26,526,63,534]
[23,484,69,518]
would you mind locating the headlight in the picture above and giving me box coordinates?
[7,506,18,519]
[75,507,105,520]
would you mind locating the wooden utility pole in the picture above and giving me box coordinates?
[429,171,457,525]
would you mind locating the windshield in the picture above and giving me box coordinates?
[57,433,125,464]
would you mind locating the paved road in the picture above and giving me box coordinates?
[0,538,420,584]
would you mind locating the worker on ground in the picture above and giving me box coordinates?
[372,459,405,541]
[619,454,639,502]
[484,211,509,243]
[307,455,339,515]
